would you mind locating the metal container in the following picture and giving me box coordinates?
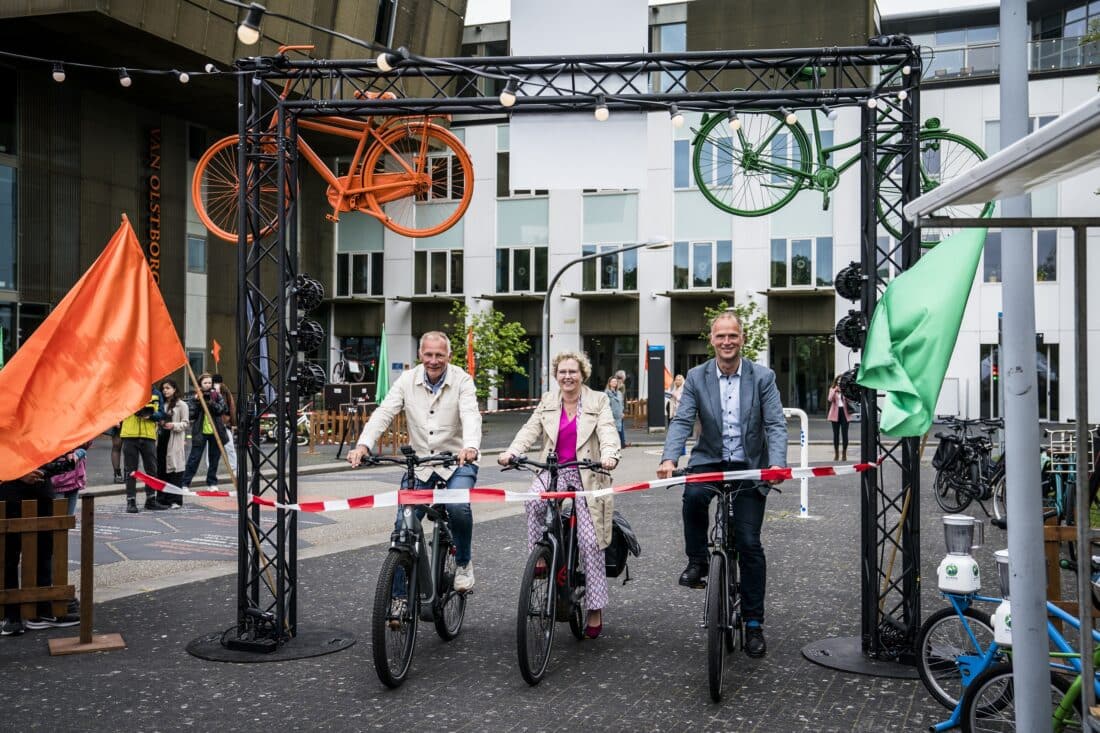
[995,549,1010,598]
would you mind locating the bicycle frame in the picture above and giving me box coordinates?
[391,501,452,612]
[701,482,748,638]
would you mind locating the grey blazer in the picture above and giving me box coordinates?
[660,357,787,470]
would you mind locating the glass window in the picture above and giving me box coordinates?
[715,136,732,185]
[717,240,732,289]
[497,151,509,197]
[0,93,14,155]
[371,252,383,294]
[791,238,812,286]
[936,29,966,45]
[352,254,370,294]
[1065,19,1087,38]
[983,231,1002,283]
[187,350,205,389]
[429,251,446,293]
[0,165,14,290]
[650,22,687,91]
[337,253,350,297]
[513,248,531,291]
[1067,5,1088,23]
[771,133,788,184]
[496,249,509,292]
[582,245,597,290]
[816,237,833,286]
[1036,229,1057,281]
[450,250,463,293]
[692,242,712,287]
[770,238,787,288]
[673,241,689,289]
[414,251,427,293]
[877,236,895,281]
[674,140,691,188]
[600,245,619,290]
[186,234,206,273]
[967,26,998,43]
[622,248,638,291]
[534,247,548,291]
[819,130,834,162]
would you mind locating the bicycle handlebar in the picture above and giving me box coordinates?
[503,454,608,476]
[359,447,457,470]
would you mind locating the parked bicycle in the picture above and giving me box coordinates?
[932,416,1004,514]
[504,452,609,686]
[364,446,468,688]
[192,45,474,243]
[691,68,991,246]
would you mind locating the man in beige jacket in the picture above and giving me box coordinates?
[348,331,482,591]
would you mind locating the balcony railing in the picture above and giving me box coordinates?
[920,36,1100,80]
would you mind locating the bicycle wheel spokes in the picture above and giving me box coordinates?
[692,111,810,217]
[361,122,474,238]
[371,551,418,688]
[876,130,991,246]
[517,544,555,686]
[916,606,995,709]
[434,544,466,641]
[192,135,284,243]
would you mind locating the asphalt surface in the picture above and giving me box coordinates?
[0,439,1007,732]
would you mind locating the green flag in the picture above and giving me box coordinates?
[857,228,987,437]
[375,324,390,402]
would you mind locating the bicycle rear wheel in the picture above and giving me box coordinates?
[916,606,995,709]
[517,544,555,686]
[691,111,811,217]
[371,550,418,688]
[877,129,992,246]
[433,542,467,641]
[706,555,728,703]
[991,470,1007,523]
[361,122,474,238]
[191,134,284,244]
[960,662,1079,733]
[934,469,971,513]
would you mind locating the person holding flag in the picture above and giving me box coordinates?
[348,331,482,592]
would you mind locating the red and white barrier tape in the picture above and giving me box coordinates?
[133,460,876,514]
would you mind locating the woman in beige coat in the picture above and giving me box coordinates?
[157,379,190,507]
[498,351,621,638]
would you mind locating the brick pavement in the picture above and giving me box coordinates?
[0,445,984,732]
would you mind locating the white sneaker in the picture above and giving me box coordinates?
[454,562,475,592]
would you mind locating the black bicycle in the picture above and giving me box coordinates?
[505,452,608,686]
[365,446,468,688]
[932,416,1004,514]
[673,468,768,702]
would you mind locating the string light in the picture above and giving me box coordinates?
[499,77,518,108]
[51,62,65,83]
[902,64,912,76]
[237,3,265,46]
[594,94,609,122]
[780,106,797,125]
[118,68,132,88]
[821,104,838,121]
[897,89,908,101]
[866,97,878,109]
[669,104,685,128]
[177,70,190,84]
[727,108,741,132]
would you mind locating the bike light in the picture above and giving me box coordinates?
[835,310,867,350]
[237,3,265,46]
[669,104,685,129]
[118,68,132,87]
[52,62,65,83]
[499,77,518,108]
[594,95,609,122]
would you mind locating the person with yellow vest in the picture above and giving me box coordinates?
[122,387,166,513]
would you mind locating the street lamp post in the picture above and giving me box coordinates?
[541,237,670,393]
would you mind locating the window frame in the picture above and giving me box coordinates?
[495,245,549,293]
[334,250,385,297]
[413,248,465,295]
[769,236,834,289]
[671,239,734,290]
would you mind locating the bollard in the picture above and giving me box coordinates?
[783,407,812,518]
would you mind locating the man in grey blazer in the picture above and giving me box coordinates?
[657,310,787,658]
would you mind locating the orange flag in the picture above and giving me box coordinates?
[0,216,186,480]
[212,338,222,366]
[465,326,475,377]
[664,366,674,390]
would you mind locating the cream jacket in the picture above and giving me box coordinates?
[505,386,622,548]
[356,364,482,481]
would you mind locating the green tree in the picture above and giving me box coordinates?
[700,297,771,360]
[446,302,530,399]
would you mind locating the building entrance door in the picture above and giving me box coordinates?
[771,334,833,416]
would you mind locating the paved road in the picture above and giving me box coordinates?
[1,443,997,732]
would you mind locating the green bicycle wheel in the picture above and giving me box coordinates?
[692,111,812,217]
[877,129,993,246]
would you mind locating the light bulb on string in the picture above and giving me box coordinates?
[727,108,741,131]
[118,68,132,88]
[780,107,797,126]
[866,97,878,109]
[237,3,265,46]
[669,104,685,129]
[52,62,65,83]
[897,89,908,101]
[499,77,518,108]
[594,95,609,122]
[821,104,838,121]
[177,70,190,84]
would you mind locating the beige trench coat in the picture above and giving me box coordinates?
[505,385,622,549]
[162,401,190,473]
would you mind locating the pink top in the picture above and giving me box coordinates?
[557,407,579,463]
[827,386,850,422]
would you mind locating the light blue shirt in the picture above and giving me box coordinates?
[423,366,448,395]
[717,360,745,463]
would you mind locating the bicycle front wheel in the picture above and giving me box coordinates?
[361,122,474,238]
[960,662,1080,733]
[934,469,971,513]
[517,543,555,686]
[706,555,728,703]
[371,550,418,688]
[191,134,283,244]
[692,111,811,217]
[916,606,995,709]
[877,130,992,246]
[433,542,467,641]
[991,470,1007,522]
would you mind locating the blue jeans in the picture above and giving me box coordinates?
[395,464,476,567]
[182,434,221,487]
[682,461,767,623]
